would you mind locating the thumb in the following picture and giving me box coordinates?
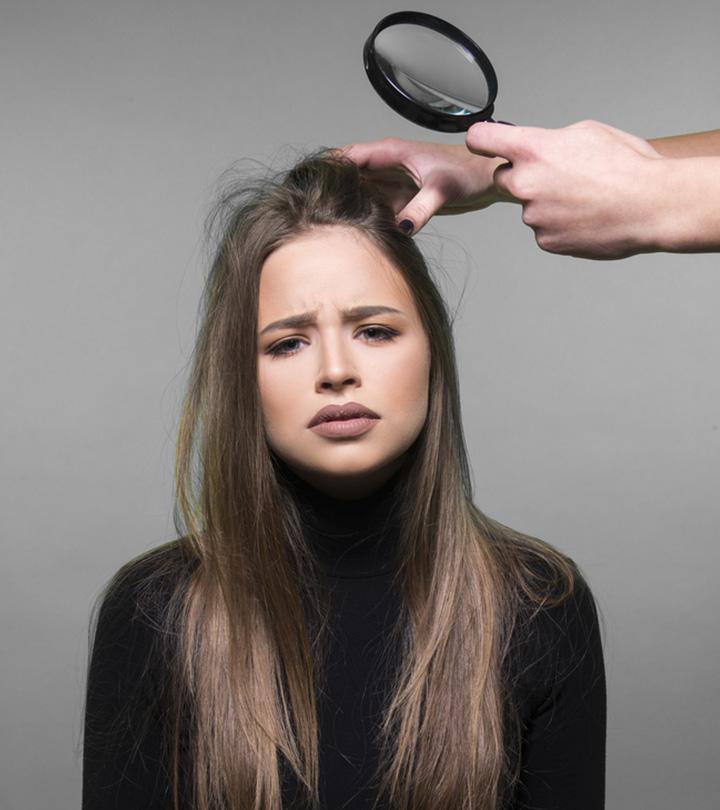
[395,183,448,236]
[465,122,530,161]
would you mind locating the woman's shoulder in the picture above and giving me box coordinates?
[492,529,597,618]
[84,541,197,777]
[93,539,196,640]
[504,538,600,639]
[518,561,601,661]
[503,544,604,706]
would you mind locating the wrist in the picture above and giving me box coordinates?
[632,157,677,254]
[623,157,696,255]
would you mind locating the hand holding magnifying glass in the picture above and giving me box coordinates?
[347,10,720,257]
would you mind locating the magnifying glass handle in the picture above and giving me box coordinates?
[490,119,515,126]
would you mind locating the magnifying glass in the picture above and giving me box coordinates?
[363,10,512,132]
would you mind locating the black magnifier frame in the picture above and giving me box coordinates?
[363,10,500,133]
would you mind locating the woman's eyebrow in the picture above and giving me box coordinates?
[258,305,406,336]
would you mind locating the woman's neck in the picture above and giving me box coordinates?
[277,458,405,579]
[280,454,407,500]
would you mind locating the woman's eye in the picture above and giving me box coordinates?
[361,326,397,343]
[267,326,398,358]
[268,337,304,358]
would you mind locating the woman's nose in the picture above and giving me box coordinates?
[316,338,360,390]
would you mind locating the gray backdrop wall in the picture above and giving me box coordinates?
[2,1,718,808]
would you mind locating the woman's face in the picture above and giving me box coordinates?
[257,226,430,499]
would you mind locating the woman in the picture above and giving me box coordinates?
[82,151,606,810]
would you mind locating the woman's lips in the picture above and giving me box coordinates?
[309,416,379,437]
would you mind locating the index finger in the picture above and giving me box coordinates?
[334,139,407,170]
[465,122,539,162]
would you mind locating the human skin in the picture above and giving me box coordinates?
[465,121,720,258]
[256,226,431,500]
[340,123,720,259]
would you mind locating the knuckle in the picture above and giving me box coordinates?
[492,164,508,188]
[507,172,534,201]
[520,205,536,227]
[412,200,431,221]
[508,177,525,199]
[535,231,556,252]
[573,118,603,132]
[535,231,572,254]
[381,136,406,151]
[509,130,537,161]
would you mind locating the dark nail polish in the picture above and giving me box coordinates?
[399,219,413,235]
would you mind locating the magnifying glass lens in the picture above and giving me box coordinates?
[374,25,490,116]
[364,11,502,131]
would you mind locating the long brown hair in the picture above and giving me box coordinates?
[87,150,578,810]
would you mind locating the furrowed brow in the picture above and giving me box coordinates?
[258,305,405,336]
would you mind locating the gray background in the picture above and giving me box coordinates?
[2,1,718,808]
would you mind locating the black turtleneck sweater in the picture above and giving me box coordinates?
[82,469,606,809]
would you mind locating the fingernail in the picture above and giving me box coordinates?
[399,219,413,235]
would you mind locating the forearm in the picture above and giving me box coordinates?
[648,156,720,252]
[647,129,720,158]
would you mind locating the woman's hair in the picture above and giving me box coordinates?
[87,149,578,810]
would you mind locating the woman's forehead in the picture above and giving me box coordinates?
[258,227,413,317]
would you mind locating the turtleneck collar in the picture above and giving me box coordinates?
[276,460,404,579]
